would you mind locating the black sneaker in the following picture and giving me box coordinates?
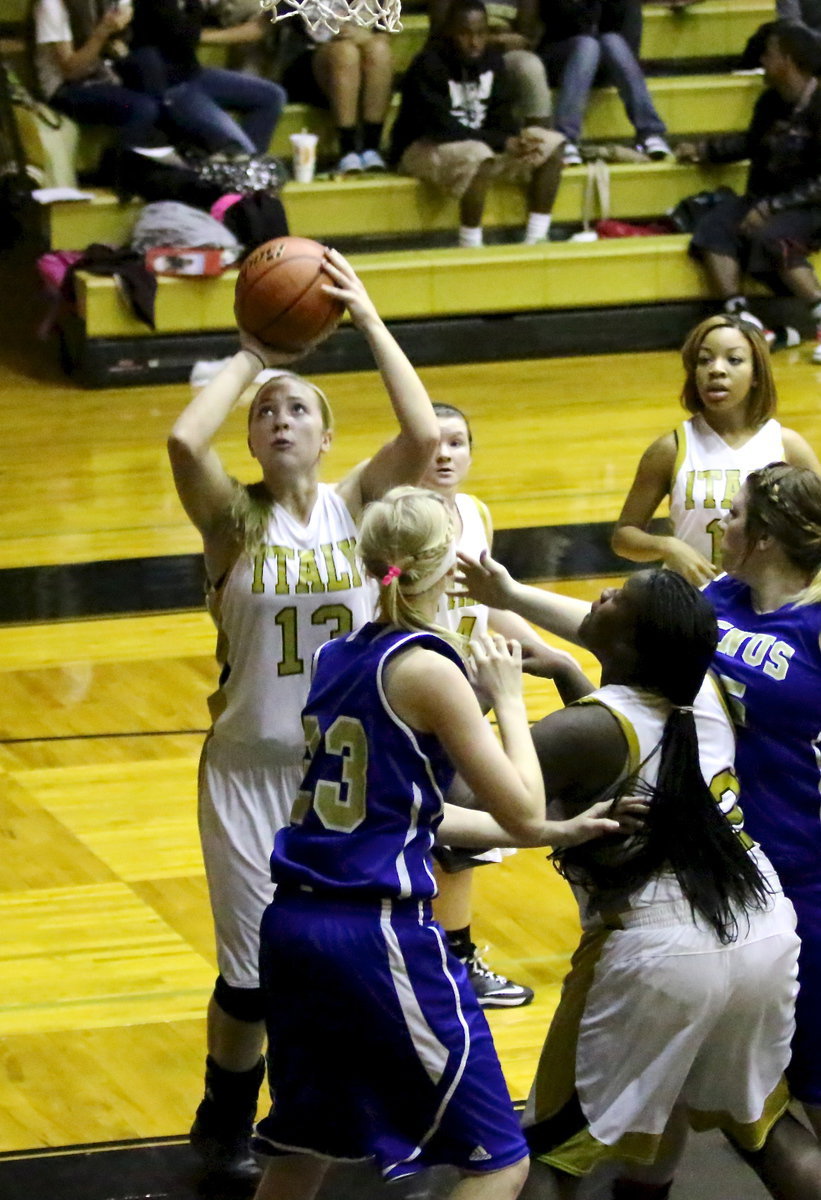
[461,949,534,1008]
[190,1110,262,1185]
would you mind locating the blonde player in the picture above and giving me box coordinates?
[422,402,588,1008]
[612,314,819,585]
[167,249,439,1183]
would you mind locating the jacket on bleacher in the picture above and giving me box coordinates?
[701,83,821,213]
[389,38,518,164]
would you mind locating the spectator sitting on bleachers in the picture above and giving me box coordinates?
[534,0,671,165]
[428,0,553,126]
[28,0,179,155]
[126,0,286,156]
[274,3,392,175]
[390,0,565,247]
[678,19,821,363]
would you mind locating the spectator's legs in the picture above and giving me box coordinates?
[116,46,171,98]
[50,81,163,148]
[778,262,821,305]
[314,37,362,161]
[503,49,552,125]
[547,35,601,145]
[360,33,392,126]
[459,158,496,245]
[598,32,667,140]
[359,32,392,165]
[192,67,286,152]
[164,78,256,154]
[528,143,563,213]
[700,250,744,302]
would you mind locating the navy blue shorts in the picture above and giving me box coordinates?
[785,881,821,1106]
[254,890,528,1180]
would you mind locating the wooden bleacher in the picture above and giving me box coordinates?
[4,0,787,383]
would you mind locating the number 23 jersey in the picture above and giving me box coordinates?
[706,572,821,888]
[272,623,466,899]
[208,484,376,761]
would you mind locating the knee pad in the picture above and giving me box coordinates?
[213,974,266,1023]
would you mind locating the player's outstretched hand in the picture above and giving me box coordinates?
[238,328,306,369]
[453,550,516,610]
[319,247,380,331]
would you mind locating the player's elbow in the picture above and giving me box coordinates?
[611,523,634,558]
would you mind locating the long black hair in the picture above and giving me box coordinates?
[554,570,770,943]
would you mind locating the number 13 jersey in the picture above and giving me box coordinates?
[208,484,376,762]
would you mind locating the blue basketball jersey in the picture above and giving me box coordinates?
[271,622,467,899]
[706,574,821,887]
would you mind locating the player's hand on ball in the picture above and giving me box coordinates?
[238,328,306,368]
[320,248,380,331]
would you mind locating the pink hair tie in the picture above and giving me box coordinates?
[381,566,402,586]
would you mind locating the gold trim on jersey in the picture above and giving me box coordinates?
[574,695,642,775]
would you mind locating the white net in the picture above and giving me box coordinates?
[260,0,402,35]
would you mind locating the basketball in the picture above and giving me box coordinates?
[234,236,345,352]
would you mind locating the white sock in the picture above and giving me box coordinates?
[809,300,821,325]
[459,225,483,248]
[523,212,552,245]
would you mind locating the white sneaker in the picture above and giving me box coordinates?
[730,308,766,332]
[562,141,583,166]
[770,325,802,352]
[811,332,821,363]
[637,135,672,160]
[360,149,386,172]
[336,151,363,175]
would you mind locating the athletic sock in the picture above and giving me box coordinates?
[362,122,384,151]
[337,126,358,156]
[459,225,483,247]
[446,925,473,960]
[523,211,552,244]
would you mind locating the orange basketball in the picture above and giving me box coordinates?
[234,236,345,352]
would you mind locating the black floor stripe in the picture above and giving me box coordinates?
[0,521,656,625]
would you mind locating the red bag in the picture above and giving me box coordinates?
[595,218,673,238]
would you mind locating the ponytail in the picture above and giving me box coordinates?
[554,571,770,943]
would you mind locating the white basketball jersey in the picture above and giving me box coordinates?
[209,483,376,761]
[437,492,491,641]
[668,415,784,568]
[575,674,744,921]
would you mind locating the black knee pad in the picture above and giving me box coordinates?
[213,975,266,1023]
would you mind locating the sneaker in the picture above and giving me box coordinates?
[811,331,821,363]
[461,948,534,1008]
[360,148,387,172]
[770,325,801,352]
[730,308,766,333]
[562,141,583,166]
[190,1111,261,1184]
[636,135,672,160]
[336,151,364,175]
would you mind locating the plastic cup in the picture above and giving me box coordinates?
[290,132,318,183]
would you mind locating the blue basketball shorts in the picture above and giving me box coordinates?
[253,889,528,1180]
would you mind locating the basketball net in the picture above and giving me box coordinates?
[259,0,402,35]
